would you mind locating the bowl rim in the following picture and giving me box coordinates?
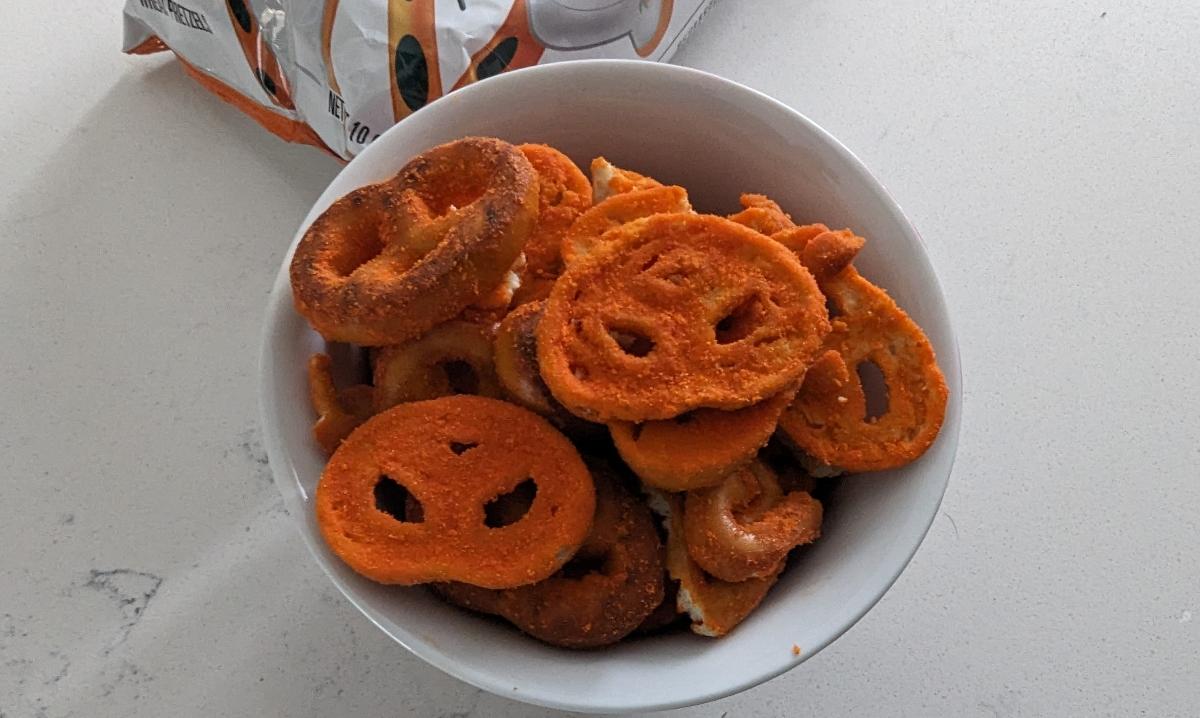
[258,58,962,714]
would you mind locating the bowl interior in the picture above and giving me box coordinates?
[260,60,961,714]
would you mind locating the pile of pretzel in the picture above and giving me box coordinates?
[289,137,948,647]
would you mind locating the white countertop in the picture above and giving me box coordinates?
[2,1,1198,716]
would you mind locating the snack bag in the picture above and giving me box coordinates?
[122,0,716,159]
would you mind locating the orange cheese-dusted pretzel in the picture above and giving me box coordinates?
[635,575,683,635]
[590,157,664,203]
[224,0,295,109]
[560,185,692,266]
[725,196,865,282]
[372,320,502,412]
[609,386,797,491]
[466,253,525,317]
[434,468,663,648]
[315,395,595,588]
[492,300,599,435]
[779,267,948,472]
[538,213,830,422]
[290,137,538,346]
[727,194,794,236]
[517,144,592,280]
[308,353,374,455]
[771,224,866,282]
[683,461,822,582]
[510,275,557,307]
[655,492,780,638]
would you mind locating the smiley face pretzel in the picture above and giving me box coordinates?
[315,395,595,588]
[538,213,831,422]
[779,267,948,472]
[290,137,538,346]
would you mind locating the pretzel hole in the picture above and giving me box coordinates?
[374,475,423,523]
[449,441,479,455]
[644,253,691,284]
[484,478,537,528]
[607,326,655,358]
[330,229,386,277]
[352,345,373,385]
[439,360,479,395]
[714,295,767,344]
[559,549,609,579]
[733,495,776,525]
[857,360,890,421]
[418,176,488,217]
[825,293,843,318]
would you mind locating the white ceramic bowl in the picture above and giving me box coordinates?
[259,59,961,714]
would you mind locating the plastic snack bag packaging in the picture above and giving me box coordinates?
[123,0,716,160]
